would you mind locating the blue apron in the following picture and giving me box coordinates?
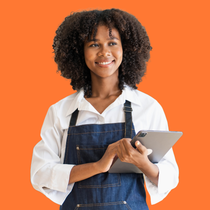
[60,100,149,210]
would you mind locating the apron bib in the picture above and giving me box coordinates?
[60,101,149,210]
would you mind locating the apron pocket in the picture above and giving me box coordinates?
[74,201,132,210]
[76,145,121,188]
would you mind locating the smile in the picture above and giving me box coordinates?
[95,60,114,67]
[98,61,113,65]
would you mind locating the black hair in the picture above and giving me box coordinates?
[53,9,152,97]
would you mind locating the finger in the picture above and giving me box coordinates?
[117,139,126,158]
[120,138,133,154]
[118,139,137,163]
[147,149,153,156]
[116,139,129,159]
[135,141,147,155]
[106,142,119,158]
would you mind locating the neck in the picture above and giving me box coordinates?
[90,73,121,99]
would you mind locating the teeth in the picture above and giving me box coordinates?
[98,61,112,65]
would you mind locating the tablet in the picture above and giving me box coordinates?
[109,130,183,173]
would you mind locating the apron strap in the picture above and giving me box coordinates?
[123,100,133,138]
[69,108,79,126]
[69,101,133,138]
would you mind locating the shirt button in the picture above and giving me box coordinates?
[123,201,127,204]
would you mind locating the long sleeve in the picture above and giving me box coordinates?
[30,105,75,205]
[143,100,179,204]
[145,148,179,204]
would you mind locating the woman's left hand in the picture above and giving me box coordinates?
[116,138,159,186]
[116,138,150,169]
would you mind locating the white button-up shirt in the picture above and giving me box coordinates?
[30,86,179,205]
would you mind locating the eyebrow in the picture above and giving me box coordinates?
[86,37,119,43]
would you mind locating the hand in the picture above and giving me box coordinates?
[96,139,153,174]
[96,138,159,186]
[96,141,119,173]
[69,141,119,184]
[116,138,150,169]
[134,140,159,186]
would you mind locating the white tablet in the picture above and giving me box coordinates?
[109,130,183,173]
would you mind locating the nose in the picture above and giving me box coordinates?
[97,45,111,57]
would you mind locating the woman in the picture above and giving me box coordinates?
[31,9,179,209]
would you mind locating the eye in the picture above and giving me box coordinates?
[109,42,117,46]
[89,43,99,47]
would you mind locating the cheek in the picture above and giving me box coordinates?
[84,50,95,64]
[115,48,123,62]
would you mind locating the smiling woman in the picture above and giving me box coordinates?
[83,25,124,113]
[30,8,179,210]
[84,25,123,80]
[52,9,152,97]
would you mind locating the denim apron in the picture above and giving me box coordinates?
[60,101,149,210]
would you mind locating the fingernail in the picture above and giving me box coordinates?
[147,149,153,156]
[135,141,140,146]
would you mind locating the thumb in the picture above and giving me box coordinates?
[135,141,152,155]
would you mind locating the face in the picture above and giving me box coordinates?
[84,25,123,79]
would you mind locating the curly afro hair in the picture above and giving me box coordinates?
[53,9,152,97]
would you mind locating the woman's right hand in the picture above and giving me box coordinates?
[69,141,119,184]
[96,141,119,173]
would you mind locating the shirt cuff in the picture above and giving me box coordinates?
[50,164,74,192]
[156,163,179,194]
[145,163,179,205]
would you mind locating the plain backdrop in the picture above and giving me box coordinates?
[1,0,209,209]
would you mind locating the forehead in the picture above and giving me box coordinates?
[90,25,121,40]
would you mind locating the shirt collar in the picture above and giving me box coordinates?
[66,85,142,116]
[65,89,85,116]
[122,85,142,107]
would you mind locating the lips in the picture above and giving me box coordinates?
[95,60,115,67]
[98,61,113,65]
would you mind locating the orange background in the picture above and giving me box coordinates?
[1,0,209,209]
